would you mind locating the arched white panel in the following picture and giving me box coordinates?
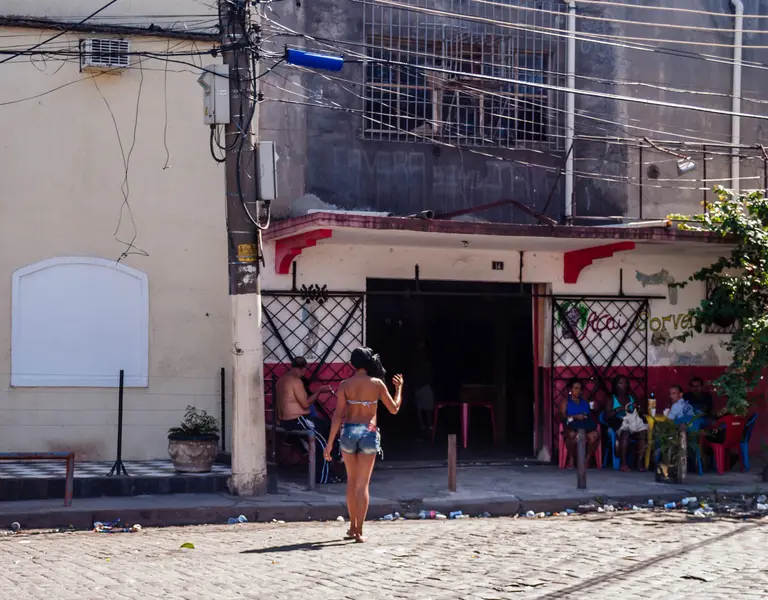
[11,257,149,387]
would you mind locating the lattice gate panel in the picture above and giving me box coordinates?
[551,297,649,418]
[262,287,365,416]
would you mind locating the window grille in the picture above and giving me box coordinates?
[362,0,566,150]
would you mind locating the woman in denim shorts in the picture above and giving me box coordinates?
[324,347,403,543]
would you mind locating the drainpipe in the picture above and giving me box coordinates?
[564,0,576,223]
[731,0,744,196]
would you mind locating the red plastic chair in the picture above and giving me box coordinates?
[558,422,602,469]
[702,416,745,474]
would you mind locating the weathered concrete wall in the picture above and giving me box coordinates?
[260,0,768,222]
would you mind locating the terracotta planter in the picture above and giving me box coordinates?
[168,435,219,473]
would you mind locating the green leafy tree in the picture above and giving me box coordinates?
[669,187,768,416]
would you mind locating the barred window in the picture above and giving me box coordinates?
[362,2,565,150]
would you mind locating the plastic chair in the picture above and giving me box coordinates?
[599,412,637,470]
[702,417,746,474]
[740,413,758,472]
[558,422,602,469]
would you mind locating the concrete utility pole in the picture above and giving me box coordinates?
[220,0,267,496]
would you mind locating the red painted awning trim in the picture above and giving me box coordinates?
[274,229,333,274]
[563,241,636,284]
[263,212,728,245]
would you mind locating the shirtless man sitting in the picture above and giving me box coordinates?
[276,356,335,484]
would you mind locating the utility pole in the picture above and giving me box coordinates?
[220,0,267,496]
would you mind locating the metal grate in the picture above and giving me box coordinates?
[362,0,566,150]
[262,288,365,416]
[704,279,739,334]
[551,298,649,420]
[80,38,130,69]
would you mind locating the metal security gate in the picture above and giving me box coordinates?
[551,297,649,426]
[262,285,365,419]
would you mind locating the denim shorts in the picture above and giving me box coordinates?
[340,423,381,455]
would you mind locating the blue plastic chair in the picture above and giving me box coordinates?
[600,411,636,470]
[678,415,704,475]
[740,414,758,472]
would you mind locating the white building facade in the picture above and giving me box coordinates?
[259,214,748,460]
[0,1,232,460]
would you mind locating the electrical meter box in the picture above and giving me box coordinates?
[197,64,230,125]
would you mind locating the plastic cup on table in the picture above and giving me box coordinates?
[650,408,656,417]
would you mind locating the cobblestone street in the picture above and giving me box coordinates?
[2,512,768,600]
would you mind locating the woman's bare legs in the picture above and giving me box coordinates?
[564,430,577,467]
[353,453,377,542]
[342,452,359,538]
[586,430,599,465]
[619,430,632,472]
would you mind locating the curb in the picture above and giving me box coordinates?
[2,487,763,530]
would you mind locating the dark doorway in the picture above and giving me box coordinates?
[366,278,534,461]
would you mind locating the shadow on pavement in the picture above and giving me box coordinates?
[241,539,354,554]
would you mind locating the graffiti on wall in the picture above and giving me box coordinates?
[636,269,678,305]
[556,301,628,341]
[633,308,694,347]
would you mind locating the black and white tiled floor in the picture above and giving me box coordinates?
[0,460,232,479]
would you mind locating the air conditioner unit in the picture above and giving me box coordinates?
[80,38,130,70]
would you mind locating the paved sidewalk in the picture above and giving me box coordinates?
[4,512,768,599]
[0,465,765,530]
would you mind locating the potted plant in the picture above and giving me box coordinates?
[168,406,220,473]
[654,419,685,483]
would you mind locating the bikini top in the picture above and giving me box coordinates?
[346,399,378,407]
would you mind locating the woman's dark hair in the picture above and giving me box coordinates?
[671,384,685,394]
[351,347,386,380]
[611,375,629,395]
[567,378,582,390]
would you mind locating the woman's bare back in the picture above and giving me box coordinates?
[338,373,401,425]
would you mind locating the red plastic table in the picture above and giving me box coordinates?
[431,402,497,449]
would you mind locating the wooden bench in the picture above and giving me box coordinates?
[0,452,75,506]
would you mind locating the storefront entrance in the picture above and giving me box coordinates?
[366,278,535,461]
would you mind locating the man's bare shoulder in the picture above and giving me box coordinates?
[277,373,300,389]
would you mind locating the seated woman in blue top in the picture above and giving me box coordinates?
[559,379,599,466]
